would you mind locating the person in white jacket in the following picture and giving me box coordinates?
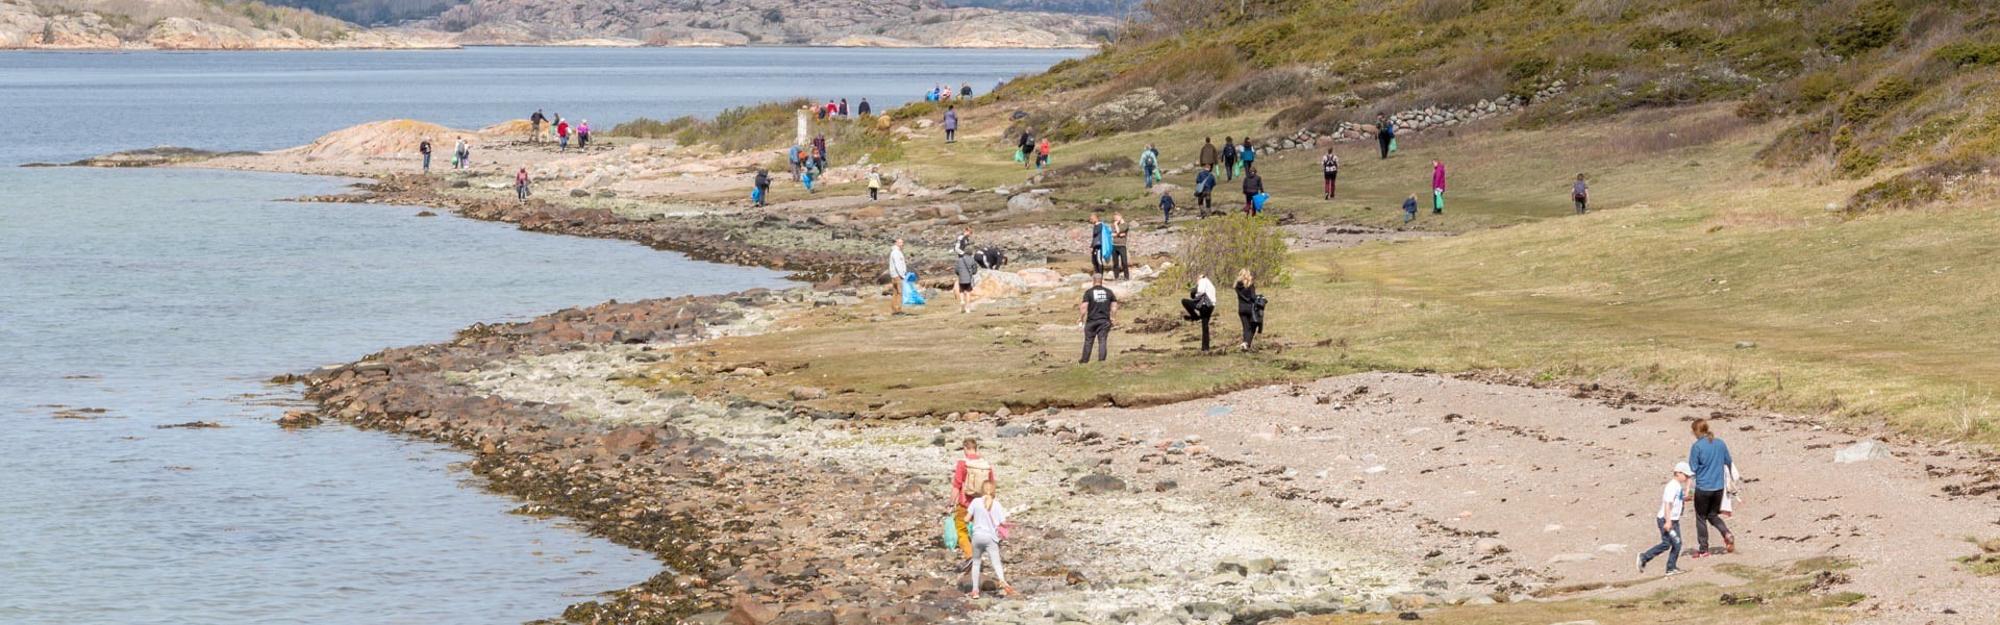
[965,480,1015,598]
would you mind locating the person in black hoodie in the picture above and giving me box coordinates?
[1242,167,1264,216]
[1234,268,1263,351]
[857,98,872,117]
[1018,128,1036,169]
[1220,136,1239,181]
[753,169,771,207]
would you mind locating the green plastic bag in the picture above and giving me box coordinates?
[1232,161,1244,178]
[941,515,959,551]
[1389,137,1399,153]
[1013,148,1026,163]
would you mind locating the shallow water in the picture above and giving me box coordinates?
[0,46,1081,625]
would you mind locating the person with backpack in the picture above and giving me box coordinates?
[1321,149,1341,200]
[1111,213,1131,280]
[1220,136,1239,181]
[1430,159,1447,215]
[529,109,546,143]
[942,105,959,143]
[1079,273,1118,363]
[514,167,531,203]
[867,166,884,201]
[1572,173,1589,214]
[1159,189,1177,224]
[1017,128,1035,168]
[418,138,432,174]
[1139,144,1160,189]
[1242,167,1265,216]
[1198,137,1219,173]
[1376,113,1394,159]
[1181,273,1217,351]
[1686,419,1738,557]
[753,169,771,207]
[964,479,1015,598]
[1235,269,1263,351]
[1638,461,1693,576]
[950,437,995,565]
[1194,165,1216,216]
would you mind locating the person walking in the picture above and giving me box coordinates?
[950,438,995,568]
[1159,189,1176,224]
[1018,128,1035,169]
[1687,419,1738,557]
[857,98,872,117]
[1079,273,1118,363]
[942,106,959,143]
[1638,462,1693,576]
[1242,167,1265,216]
[1139,144,1159,189]
[888,238,910,315]
[839,98,849,117]
[1198,137,1219,173]
[1194,165,1216,217]
[1220,136,1239,181]
[1181,273,1217,351]
[1238,138,1256,176]
[577,120,591,150]
[1234,269,1261,351]
[1086,213,1107,275]
[556,119,571,151]
[868,166,884,201]
[1572,173,1589,214]
[1321,149,1341,200]
[964,480,1015,598]
[1035,137,1051,169]
[1376,113,1394,159]
[753,169,771,207]
[514,167,531,203]
[1111,213,1131,280]
[529,109,546,143]
[788,144,803,182]
[1430,159,1447,215]
[419,137,433,174]
[954,249,979,314]
[960,82,974,98]
[1402,193,1419,224]
[452,137,467,170]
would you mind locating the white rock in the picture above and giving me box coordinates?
[1834,440,1891,463]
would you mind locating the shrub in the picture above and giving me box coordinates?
[1819,0,1904,58]
[1160,215,1290,291]
[607,116,698,139]
[1933,42,2000,68]
[1838,76,1917,124]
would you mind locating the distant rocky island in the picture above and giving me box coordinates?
[0,0,1113,50]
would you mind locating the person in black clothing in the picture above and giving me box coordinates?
[1180,273,1217,352]
[961,83,974,98]
[1019,128,1036,169]
[753,169,771,207]
[529,109,547,143]
[1159,190,1176,224]
[1086,213,1105,275]
[1242,167,1264,215]
[1079,273,1118,363]
[1111,213,1131,280]
[857,98,872,117]
[1194,165,1215,216]
[419,138,433,174]
[1220,136,1239,181]
[1376,113,1394,159]
[1234,269,1262,351]
[839,98,849,117]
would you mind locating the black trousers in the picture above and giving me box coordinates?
[945,129,956,142]
[1090,247,1103,275]
[1239,313,1259,348]
[1324,171,1338,198]
[1196,192,1212,214]
[1081,320,1111,362]
[1112,245,1129,279]
[1692,489,1732,551]
[1223,159,1236,180]
[1181,301,1213,350]
[1378,135,1391,158]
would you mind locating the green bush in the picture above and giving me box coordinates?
[1934,42,2000,68]
[1819,0,1904,58]
[607,116,698,139]
[1160,215,1291,291]
[1838,77,1916,124]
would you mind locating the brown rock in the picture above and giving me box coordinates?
[724,595,780,625]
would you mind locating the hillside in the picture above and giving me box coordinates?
[0,0,451,48]
[989,0,2000,206]
[420,0,1113,47]
[261,0,1133,26]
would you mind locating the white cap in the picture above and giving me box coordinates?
[1673,461,1693,476]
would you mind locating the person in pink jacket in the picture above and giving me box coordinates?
[1431,160,1447,215]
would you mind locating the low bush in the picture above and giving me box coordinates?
[1159,215,1290,291]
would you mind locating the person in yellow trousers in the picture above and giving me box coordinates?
[950,438,995,567]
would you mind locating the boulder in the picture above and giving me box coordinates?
[1017,267,1063,288]
[971,269,1026,300]
[1006,192,1054,213]
[1834,440,1891,463]
[1075,473,1125,494]
[724,596,779,625]
[1474,538,1510,555]
[789,386,828,401]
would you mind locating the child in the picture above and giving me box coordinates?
[1638,462,1693,576]
[1402,194,1418,224]
[867,166,883,201]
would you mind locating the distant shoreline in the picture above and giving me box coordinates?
[0,42,1103,53]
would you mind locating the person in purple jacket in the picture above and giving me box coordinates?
[942,105,959,143]
[1686,419,1737,557]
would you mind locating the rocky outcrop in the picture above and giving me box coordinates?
[0,0,455,50]
[426,0,1110,48]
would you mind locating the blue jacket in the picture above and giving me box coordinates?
[1688,437,1733,491]
[1195,170,1215,193]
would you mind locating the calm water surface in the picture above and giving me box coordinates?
[0,46,1081,625]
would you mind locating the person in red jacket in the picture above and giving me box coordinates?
[950,438,995,565]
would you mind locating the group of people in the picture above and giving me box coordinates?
[1014,127,1051,168]
[817,98,874,120]
[788,136,832,192]
[417,136,476,174]
[926,83,975,103]
[1178,137,1270,218]
[528,109,591,151]
[1178,269,1264,352]
[1640,419,1742,576]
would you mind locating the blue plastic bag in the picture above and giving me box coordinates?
[1253,192,1270,213]
[1098,223,1114,260]
[750,187,764,204]
[902,273,926,306]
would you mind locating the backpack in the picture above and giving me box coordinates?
[961,457,993,497]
